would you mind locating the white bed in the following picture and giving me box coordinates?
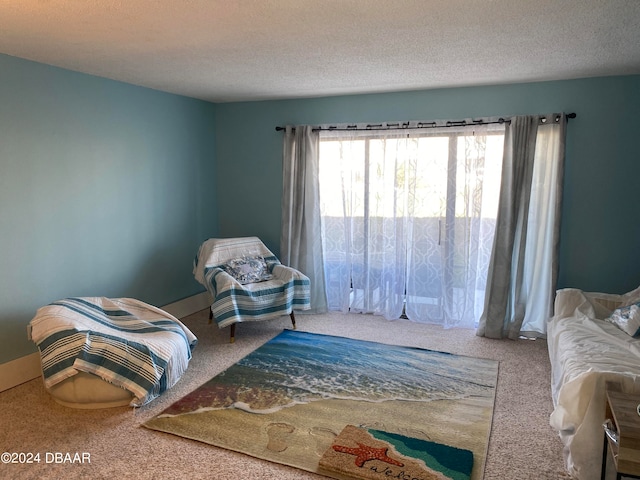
[547,286,640,479]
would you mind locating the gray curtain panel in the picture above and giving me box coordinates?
[281,125,328,313]
[477,114,566,339]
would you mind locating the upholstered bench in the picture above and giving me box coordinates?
[28,297,197,408]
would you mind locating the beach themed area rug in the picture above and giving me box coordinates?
[143,330,498,480]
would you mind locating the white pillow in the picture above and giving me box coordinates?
[606,302,640,337]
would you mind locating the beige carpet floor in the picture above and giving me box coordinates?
[0,309,569,479]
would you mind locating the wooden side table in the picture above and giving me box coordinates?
[601,390,640,480]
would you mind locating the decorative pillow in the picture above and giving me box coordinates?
[223,256,273,285]
[606,302,640,337]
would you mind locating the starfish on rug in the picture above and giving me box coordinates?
[332,442,404,468]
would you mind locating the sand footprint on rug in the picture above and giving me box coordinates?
[266,422,295,452]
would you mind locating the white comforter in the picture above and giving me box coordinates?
[547,288,640,480]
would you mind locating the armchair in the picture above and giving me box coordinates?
[193,237,311,342]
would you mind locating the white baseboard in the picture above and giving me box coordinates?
[0,292,211,393]
[0,352,42,393]
[160,291,211,319]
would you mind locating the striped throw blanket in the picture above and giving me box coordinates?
[28,297,197,407]
[201,263,311,328]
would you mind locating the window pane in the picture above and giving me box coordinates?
[414,136,449,218]
[319,139,365,217]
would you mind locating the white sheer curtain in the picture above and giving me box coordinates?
[319,122,505,328]
[405,124,505,328]
[477,114,566,339]
[319,129,410,319]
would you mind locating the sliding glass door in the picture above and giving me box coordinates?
[319,125,504,328]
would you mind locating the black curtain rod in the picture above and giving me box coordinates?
[275,113,576,132]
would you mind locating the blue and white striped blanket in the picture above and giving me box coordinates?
[201,263,311,328]
[28,297,197,407]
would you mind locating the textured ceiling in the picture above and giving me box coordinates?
[0,0,639,103]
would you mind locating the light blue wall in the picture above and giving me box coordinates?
[0,54,218,364]
[215,76,640,295]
